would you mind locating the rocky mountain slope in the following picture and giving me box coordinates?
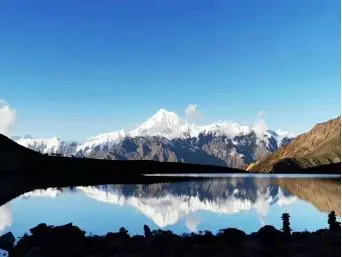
[14,109,294,168]
[249,116,341,172]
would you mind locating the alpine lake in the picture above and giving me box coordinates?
[0,174,340,238]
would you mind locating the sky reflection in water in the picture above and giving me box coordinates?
[0,176,340,238]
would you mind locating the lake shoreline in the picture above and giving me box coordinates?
[1,174,340,257]
[2,220,341,257]
[25,155,342,175]
[0,164,340,208]
[0,160,340,209]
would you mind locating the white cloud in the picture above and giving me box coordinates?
[254,110,267,138]
[0,100,16,136]
[0,204,12,232]
[185,104,202,123]
[254,196,269,226]
[185,215,200,233]
[256,111,265,118]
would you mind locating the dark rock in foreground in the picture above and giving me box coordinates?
[0,232,15,251]
[6,219,341,257]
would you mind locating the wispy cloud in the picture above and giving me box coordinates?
[254,193,269,226]
[185,215,201,233]
[254,110,267,138]
[185,104,202,123]
[0,204,12,232]
[0,100,16,136]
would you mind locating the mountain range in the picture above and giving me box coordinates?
[13,109,294,169]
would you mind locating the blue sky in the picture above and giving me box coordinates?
[0,0,340,140]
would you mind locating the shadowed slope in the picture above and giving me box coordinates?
[0,134,43,171]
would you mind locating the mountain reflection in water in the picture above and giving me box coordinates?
[0,177,340,237]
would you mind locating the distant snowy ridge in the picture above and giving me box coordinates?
[76,130,126,156]
[14,108,295,167]
[16,136,78,156]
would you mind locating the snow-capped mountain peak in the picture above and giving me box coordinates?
[128,109,261,140]
[76,129,126,156]
[86,129,126,142]
[264,129,295,149]
[129,109,186,138]
[16,136,78,155]
[150,108,180,121]
[14,108,295,166]
[200,122,253,138]
[22,134,33,139]
[275,129,295,139]
[141,108,185,129]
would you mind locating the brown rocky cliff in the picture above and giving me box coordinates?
[250,116,341,172]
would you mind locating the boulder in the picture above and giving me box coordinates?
[0,232,15,251]
[30,223,52,236]
[218,228,246,245]
[256,225,283,244]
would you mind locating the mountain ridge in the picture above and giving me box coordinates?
[13,109,294,168]
[249,116,341,172]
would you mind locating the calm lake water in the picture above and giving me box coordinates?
[0,175,340,238]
